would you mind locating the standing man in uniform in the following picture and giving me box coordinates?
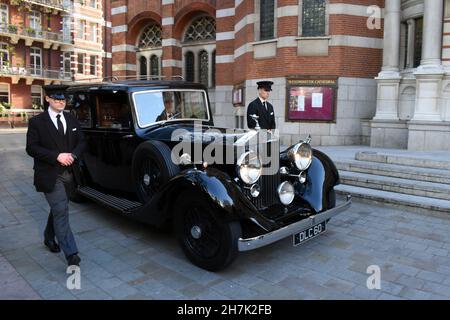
[26,86,86,268]
[246,81,276,130]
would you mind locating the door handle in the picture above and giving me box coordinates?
[122,134,134,139]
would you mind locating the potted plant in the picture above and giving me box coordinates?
[25,26,35,36]
[8,25,18,34]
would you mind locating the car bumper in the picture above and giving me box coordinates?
[238,195,352,252]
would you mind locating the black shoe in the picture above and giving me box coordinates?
[44,239,61,253]
[67,254,81,266]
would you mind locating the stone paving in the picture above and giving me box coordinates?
[1,132,450,300]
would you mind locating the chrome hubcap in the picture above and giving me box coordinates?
[143,174,150,186]
[190,225,202,239]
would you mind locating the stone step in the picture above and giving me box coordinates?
[335,184,450,216]
[355,151,450,171]
[339,170,450,201]
[335,159,450,185]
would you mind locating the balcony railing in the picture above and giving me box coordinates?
[0,64,72,81]
[0,23,72,44]
[23,0,72,12]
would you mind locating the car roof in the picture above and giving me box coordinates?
[46,80,207,93]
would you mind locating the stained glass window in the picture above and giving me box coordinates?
[139,24,162,49]
[302,0,326,37]
[260,0,274,40]
[150,55,159,80]
[185,51,194,82]
[199,50,208,87]
[184,16,216,42]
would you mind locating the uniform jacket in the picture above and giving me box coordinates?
[26,110,86,193]
[246,98,276,130]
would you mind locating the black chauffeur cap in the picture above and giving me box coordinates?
[256,81,274,91]
[44,85,69,100]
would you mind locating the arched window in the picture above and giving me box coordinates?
[185,51,194,82]
[150,55,159,80]
[184,16,216,43]
[198,50,208,87]
[0,43,9,66]
[182,16,216,87]
[138,24,162,49]
[139,56,147,79]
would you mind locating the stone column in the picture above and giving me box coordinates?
[373,0,401,121]
[406,19,415,69]
[412,0,445,122]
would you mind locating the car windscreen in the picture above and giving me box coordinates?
[132,90,209,128]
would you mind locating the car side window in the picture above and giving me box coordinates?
[66,93,92,128]
[94,91,130,130]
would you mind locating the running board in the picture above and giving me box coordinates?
[78,186,142,213]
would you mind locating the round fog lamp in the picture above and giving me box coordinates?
[250,184,260,197]
[278,181,295,205]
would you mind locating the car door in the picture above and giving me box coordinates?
[90,90,140,194]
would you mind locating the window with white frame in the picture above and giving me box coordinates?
[0,42,9,66]
[90,23,97,42]
[0,4,8,26]
[31,85,42,106]
[30,47,42,76]
[77,20,85,39]
[77,53,84,74]
[88,0,97,8]
[63,52,71,76]
[182,16,216,87]
[29,11,42,31]
[90,55,96,75]
[62,16,71,42]
[0,83,9,104]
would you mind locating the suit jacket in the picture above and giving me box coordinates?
[246,98,276,130]
[26,110,86,193]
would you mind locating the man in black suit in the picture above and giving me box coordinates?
[246,81,276,130]
[26,87,86,267]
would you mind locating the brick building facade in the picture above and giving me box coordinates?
[0,0,112,112]
[110,0,384,147]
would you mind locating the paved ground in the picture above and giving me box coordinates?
[1,132,450,300]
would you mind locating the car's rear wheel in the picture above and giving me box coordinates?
[132,141,179,203]
[174,191,241,271]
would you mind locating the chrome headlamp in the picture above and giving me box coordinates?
[237,151,262,185]
[288,142,313,171]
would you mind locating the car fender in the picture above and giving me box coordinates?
[133,167,277,231]
[301,149,340,213]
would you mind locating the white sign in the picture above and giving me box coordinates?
[297,95,305,111]
[312,93,323,108]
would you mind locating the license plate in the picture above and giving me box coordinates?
[293,221,327,246]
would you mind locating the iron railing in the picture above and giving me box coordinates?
[0,63,72,80]
[0,23,72,44]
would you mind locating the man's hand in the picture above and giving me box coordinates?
[57,153,74,166]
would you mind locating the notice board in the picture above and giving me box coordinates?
[286,77,338,122]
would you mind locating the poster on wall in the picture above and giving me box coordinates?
[286,77,338,122]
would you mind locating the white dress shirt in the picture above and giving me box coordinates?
[48,108,67,134]
[259,97,268,110]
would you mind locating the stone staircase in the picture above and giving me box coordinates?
[333,151,450,215]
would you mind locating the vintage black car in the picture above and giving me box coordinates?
[48,80,351,271]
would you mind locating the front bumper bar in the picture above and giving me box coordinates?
[238,195,352,252]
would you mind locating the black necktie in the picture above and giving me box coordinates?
[56,114,64,136]
[263,101,267,111]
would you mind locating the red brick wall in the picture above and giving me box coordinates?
[110,0,385,84]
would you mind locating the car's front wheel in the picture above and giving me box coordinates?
[174,191,242,271]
